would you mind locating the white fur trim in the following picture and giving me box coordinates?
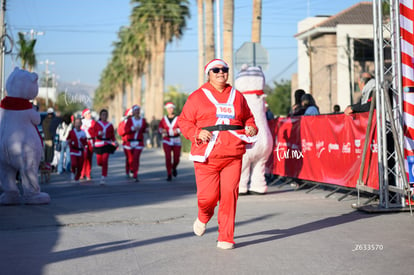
[204,59,229,75]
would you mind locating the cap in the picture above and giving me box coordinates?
[82,108,91,117]
[164,102,176,109]
[132,104,140,111]
[47,107,54,114]
[204,59,229,76]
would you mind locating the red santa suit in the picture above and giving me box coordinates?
[178,82,257,244]
[68,128,87,181]
[118,113,133,177]
[80,116,95,179]
[159,114,181,180]
[124,116,147,180]
[90,120,116,178]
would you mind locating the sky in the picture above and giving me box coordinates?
[3,0,367,93]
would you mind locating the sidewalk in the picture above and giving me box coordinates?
[0,148,413,275]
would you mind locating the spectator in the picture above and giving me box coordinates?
[149,116,161,148]
[301,94,320,115]
[289,89,306,116]
[265,102,275,120]
[344,72,375,115]
[42,107,60,164]
[57,114,73,174]
[333,104,341,114]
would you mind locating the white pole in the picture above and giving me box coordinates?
[216,0,221,59]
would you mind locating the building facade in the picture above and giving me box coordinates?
[294,2,376,114]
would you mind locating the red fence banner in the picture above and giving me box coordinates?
[271,112,379,190]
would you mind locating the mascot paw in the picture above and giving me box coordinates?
[0,191,22,205]
[24,192,51,205]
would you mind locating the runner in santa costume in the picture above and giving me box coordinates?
[117,108,133,178]
[159,102,181,181]
[67,118,87,182]
[178,59,258,250]
[124,105,148,182]
[90,109,118,185]
[80,108,95,180]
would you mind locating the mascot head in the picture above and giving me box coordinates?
[234,64,265,95]
[6,67,39,100]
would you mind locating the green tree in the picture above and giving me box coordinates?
[55,91,87,115]
[130,0,190,119]
[17,32,37,71]
[163,85,188,115]
[265,79,291,116]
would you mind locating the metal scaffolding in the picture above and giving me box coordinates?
[365,0,412,210]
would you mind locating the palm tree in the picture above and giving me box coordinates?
[17,32,37,71]
[130,0,190,120]
[223,0,234,84]
[204,0,215,62]
[197,0,205,86]
[252,0,262,43]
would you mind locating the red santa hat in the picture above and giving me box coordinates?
[204,58,229,75]
[124,108,132,117]
[82,108,91,117]
[164,102,176,109]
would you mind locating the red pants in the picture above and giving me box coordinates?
[96,153,109,177]
[81,144,93,178]
[131,148,143,178]
[194,157,242,243]
[163,143,181,176]
[124,148,133,174]
[71,155,84,181]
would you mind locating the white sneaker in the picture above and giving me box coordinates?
[100,176,106,185]
[193,218,206,236]
[217,241,234,250]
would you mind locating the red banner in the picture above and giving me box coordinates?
[271,112,379,190]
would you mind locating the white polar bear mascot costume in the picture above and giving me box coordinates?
[0,67,50,205]
[235,65,273,195]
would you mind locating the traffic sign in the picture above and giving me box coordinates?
[235,42,268,71]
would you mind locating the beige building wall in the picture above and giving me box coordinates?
[310,34,337,114]
[336,24,375,109]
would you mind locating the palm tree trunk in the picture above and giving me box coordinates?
[252,0,262,43]
[154,41,165,120]
[144,61,153,119]
[223,0,234,84]
[132,73,142,106]
[198,0,205,86]
[205,0,215,62]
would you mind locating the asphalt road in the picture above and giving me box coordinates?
[0,148,413,275]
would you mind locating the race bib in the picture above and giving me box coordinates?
[216,104,235,119]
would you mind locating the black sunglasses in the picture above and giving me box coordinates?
[210,67,229,73]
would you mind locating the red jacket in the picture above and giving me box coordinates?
[159,115,181,146]
[90,120,115,148]
[124,116,148,149]
[178,82,257,161]
[68,129,87,156]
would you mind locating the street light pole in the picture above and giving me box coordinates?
[40,59,54,107]
[22,29,44,40]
